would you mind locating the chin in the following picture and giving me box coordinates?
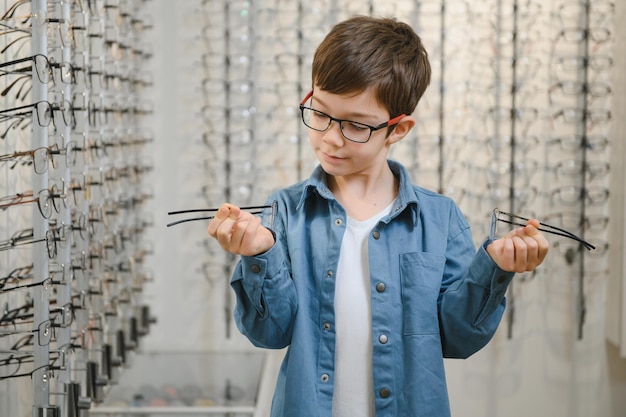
[320,162,354,178]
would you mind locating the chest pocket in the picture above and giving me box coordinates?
[400,251,446,335]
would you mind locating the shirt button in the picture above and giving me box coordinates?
[250,264,261,273]
[327,270,333,278]
[321,374,329,382]
[378,334,388,344]
[335,218,342,226]
[379,388,391,398]
[497,276,506,284]
[376,282,386,292]
[372,230,380,239]
[323,323,331,330]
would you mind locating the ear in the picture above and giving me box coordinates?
[386,115,416,145]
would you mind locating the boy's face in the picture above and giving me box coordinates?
[305,86,411,178]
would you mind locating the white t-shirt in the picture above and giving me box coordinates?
[332,201,395,417]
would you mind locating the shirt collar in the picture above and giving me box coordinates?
[297,160,419,225]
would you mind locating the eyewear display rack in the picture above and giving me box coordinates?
[1,1,155,417]
[197,0,309,340]
[388,0,616,342]
[190,0,617,343]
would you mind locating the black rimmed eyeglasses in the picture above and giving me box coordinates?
[299,90,406,143]
[0,54,74,85]
[490,208,596,251]
[167,201,277,228]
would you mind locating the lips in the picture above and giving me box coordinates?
[321,151,344,162]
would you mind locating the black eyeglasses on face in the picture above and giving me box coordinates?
[299,90,405,143]
[167,201,277,228]
[490,208,596,251]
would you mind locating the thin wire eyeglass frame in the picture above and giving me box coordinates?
[490,208,596,251]
[167,201,277,228]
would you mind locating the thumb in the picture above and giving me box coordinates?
[501,219,540,238]
[522,218,541,236]
[214,204,240,221]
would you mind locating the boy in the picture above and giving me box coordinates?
[208,16,548,417]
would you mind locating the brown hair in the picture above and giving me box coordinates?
[312,16,431,118]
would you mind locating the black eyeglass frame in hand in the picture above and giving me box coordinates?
[490,208,596,251]
[167,201,277,228]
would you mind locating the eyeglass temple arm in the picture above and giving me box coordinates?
[495,210,579,238]
[167,204,271,216]
[301,90,313,105]
[166,216,217,227]
[0,150,32,161]
[167,203,277,228]
[167,212,268,228]
[495,215,596,251]
[0,55,34,69]
[0,236,47,251]
[0,102,35,114]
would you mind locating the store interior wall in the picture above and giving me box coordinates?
[122,0,626,417]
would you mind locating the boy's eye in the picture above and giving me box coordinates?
[312,111,328,120]
[344,121,369,132]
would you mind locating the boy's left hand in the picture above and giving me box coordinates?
[486,219,549,273]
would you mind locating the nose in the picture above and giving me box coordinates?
[321,120,345,146]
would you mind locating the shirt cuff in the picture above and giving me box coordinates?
[239,238,283,282]
[472,240,515,293]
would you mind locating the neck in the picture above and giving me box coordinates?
[327,165,398,221]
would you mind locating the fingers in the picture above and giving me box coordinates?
[521,220,549,265]
[230,213,262,249]
[488,219,550,273]
[207,203,247,252]
[489,237,523,272]
[206,203,274,256]
[207,203,240,240]
[515,231,537,272]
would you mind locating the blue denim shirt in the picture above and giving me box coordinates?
[230,160,515,417]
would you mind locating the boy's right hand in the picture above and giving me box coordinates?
[207,203,275,256]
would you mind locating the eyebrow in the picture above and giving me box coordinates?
[312,96,381,121]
